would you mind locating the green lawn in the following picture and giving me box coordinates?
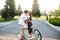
[0,17,5,22]
[0,17,17,22]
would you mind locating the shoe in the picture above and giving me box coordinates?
[18,34,20,37]
[20,39,24,40]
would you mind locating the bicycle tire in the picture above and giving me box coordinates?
[34,29,42,40]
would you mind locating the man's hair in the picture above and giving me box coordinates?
[24,10,28,13]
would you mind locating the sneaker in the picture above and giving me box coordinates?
[18,34,20,37]
[20,39,24,40]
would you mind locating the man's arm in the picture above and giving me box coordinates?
[24,19,29,24]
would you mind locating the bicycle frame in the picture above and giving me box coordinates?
[24,26,36,38]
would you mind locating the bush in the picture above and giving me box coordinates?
[0,17,5,22]
[0,17,17,22]
[49,18,60,26]
[11,18,17,21]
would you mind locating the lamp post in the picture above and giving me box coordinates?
[8,6,10,21]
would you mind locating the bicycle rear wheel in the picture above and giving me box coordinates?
[34,29,42,40]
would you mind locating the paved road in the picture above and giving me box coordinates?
[0,20,60,39]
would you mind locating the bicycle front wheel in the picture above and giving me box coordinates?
[34,29,42,40]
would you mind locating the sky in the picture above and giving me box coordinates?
[0,0,60,13]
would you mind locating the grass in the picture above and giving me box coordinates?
[0,17,17,22]
[11,18,17,21]
[0,17,5,22]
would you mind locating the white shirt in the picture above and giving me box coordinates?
[18,13,28,26]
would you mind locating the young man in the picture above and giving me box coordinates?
[18,10,28,40]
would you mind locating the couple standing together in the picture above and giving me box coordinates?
[18,10,33,40]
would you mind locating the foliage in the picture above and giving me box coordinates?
[0,17,5,22]
[1,0,16,21]
[32,0,41,17]
[0,10,2,15]
[16,5,23,16]
[1,5,8,21]
[10,18,17,21]
[49,18,60,26]
[54,10,60,17]
[43,10,48,20]
[48,4,60,17]
[0,17,17,22]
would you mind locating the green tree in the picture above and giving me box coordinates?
[0,9,4,16]
[1,0,16,21]
[16,4,23,16]
[48,4,60,18]
[43,10,48,20]
[0,10,1,16]
[1,5,8,21]
[32,0,41,17]
[6,0,16,19]
[54,4,60,17]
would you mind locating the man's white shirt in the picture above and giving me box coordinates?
[18,13,28,26]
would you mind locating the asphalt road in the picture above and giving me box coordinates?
[0,20,60,39]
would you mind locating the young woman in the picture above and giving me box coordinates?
[27,11,34,39]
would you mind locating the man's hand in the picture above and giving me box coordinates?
[24,19,28,24]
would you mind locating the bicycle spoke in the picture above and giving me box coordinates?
[24,28,42,40]
[34,29,42,40]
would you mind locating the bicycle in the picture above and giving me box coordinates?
[15,26,42,40]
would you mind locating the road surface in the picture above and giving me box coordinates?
[0,20,60,40]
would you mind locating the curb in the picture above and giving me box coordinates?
[0,20,17,27]
[33,18,60,32]
[0,24,2,27]
[43,21,60,32]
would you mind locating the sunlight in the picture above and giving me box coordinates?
[0,0,60,13]
[38,0,60,12]
[0,0,6,10]
[15,0,33,11]
[15,0,60,12]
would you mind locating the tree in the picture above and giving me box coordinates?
[16,4,23,16]
[0,10,2,15]
[53,4,60,17]
[6,0,16,18]
[32,0,41,17]
[1,5,8,21]
[48,4,60,18]
[48,11,54,19]
[43,10,48,20]
[1,0,16,21]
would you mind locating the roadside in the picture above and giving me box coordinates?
[0,35,17,40]
[43,20,60,32]
[42,38,60,40]
[0,20,18,40]
[33,17,60,32]
[0,35,59,40]
[0,20,17,27]
[0,19,60,40]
